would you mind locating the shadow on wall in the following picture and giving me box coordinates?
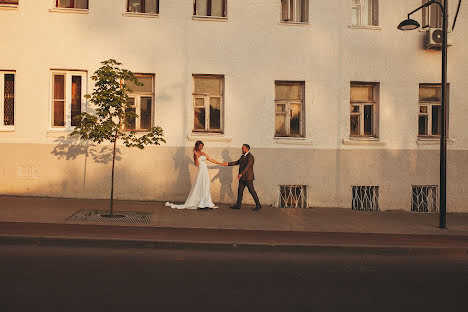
[50,136,122,164]
[209,149,235,203]
[172,147,193,198]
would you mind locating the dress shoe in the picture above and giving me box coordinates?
[251,206,262,211]
[230,205,240,209]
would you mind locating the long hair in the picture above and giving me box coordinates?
[194,140,204,151]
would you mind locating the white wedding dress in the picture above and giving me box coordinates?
[165,156,218,209]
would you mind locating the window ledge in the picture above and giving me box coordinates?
[49,8,89,14]
[348,25,382,30]
[187,133,232,143]
[46,129,74,138]
[279,21,309,26]
[192,15,228,22]
[0,126,15,132]
[274,137,314,145]
[0,4,18,10]
[122,12,159,18]
[342,137,386,146]
[417,137,455,145]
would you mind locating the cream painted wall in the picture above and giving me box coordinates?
[0,1,467,211]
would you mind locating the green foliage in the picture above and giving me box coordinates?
[70,59,166,148]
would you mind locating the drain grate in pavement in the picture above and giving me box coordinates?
[66,209,151,224]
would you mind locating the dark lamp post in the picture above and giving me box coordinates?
[398,0,448,229]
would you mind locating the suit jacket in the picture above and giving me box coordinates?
[229,153,255,181]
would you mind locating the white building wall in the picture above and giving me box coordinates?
[1,0,467,211]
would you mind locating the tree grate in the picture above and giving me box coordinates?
[66,209,151,224]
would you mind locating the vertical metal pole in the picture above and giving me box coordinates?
[439,0,448,229]
[110,131,118,216]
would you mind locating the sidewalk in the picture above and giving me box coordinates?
[1,195,467,254]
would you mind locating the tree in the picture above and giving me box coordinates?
[70,59,165,217]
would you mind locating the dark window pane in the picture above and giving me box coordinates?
[350,115,360,136]
[53,75,65,127]
[432,105,441,136]
[364,105,373,135]
[0,1,19,4]
[209,97,220,130]
[57,0,88,9]
[140,97,152,130]
[418,115,428,136]
[125,98,136,130]
[71,76,82,126]
[194,108,205,130]
[4,74,14,126]
[290,103,301,136]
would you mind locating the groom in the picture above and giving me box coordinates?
[224,144,262,211]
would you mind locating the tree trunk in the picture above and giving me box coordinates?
[109,131,118,216]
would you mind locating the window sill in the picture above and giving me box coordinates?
[348,25,382,30]
[0,4,18,10]
[192,15,228,22]
[122,12,159,18]
[279,21,309,26]
[342,137,386,146]
[49,8,89,14]
[274,137,314,145]
[417,137,455,145]
[187,133,232,143]
[0,126,15,132]
[46,129,74,138]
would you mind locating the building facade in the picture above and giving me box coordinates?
[1,0,467,212]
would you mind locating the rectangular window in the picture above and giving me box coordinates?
[411,185,438,213]
[418,84,447,137]
[50,71,86,128]
[192,75,223,133]
[56,0,88,9]
[279,185,308,208]
[350,82,379,137]
[0,72,15,128]
[124,74,154,131]
[352,186,379,211]
[422,0,442,28]
[127,0,159,14]
[194,0,227,18]
[275,81,305,137]
[0,1,19,5]
[281,0,309,23]
[351,0,378,26]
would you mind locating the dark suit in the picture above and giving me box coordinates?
[228,152,261,208]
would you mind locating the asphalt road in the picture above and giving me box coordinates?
[0,245,466,312]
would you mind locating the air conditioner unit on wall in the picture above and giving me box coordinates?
[424,28,453,49]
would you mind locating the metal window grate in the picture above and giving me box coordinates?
[411,185,439,213]
[279,185,308,208]
[352,186,379,211]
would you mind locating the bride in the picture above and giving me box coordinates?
[165,141,226,209]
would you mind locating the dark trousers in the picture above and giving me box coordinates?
[236,180,261,208]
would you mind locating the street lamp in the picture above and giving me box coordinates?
[398,0,448,229]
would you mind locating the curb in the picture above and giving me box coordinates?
[1,235,467,256]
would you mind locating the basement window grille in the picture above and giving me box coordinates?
[411,185,438,213]
[352,185,379,211]
[279,185,308,208]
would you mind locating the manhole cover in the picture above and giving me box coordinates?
[66,209,151,224]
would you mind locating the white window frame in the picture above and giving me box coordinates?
[124,74,155,132]
[351,0,379,27]
[192,74,224,133]
[49,70,87,130]
[275,81,305,138]
[125,0,159,16]
[281,0,309,23]
[418,84,447,138]
[0,71,16,131]
[350,82,379,138]
[193,0,227,19]
[422,0,442,28]
[0,0,19,9]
